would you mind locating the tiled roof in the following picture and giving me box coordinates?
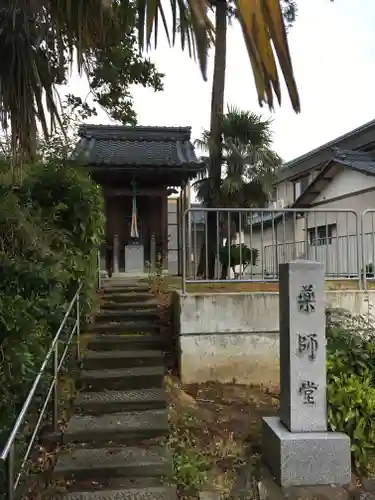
[276,119,375,183]
[293,148,375,208]
[72,125,202,168]
[332,148,375,175]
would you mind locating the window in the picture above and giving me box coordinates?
[293,175,309,200]
[308,224,336,245]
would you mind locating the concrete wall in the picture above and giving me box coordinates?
[174,290,375,390]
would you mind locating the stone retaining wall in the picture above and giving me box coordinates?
[173,290,375,389]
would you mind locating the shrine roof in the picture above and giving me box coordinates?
[71,125,204,173]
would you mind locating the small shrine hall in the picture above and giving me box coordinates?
[71,125,204,276]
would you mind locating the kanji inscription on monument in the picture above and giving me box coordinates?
[297,284,316,313]
[299,380,318,405]
[297,333,318,361]
[279,261,327,433]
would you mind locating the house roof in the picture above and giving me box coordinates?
[276,118,375,183]
[292,149,375,208]
[71,125,203,170]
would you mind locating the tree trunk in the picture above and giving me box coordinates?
[11,113,37,187]
[197,0,227,279]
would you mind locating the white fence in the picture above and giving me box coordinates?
[182,207,375,290]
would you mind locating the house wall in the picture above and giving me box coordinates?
[275,167,322,206]
[313,168,375,204]
[275,179,294,206]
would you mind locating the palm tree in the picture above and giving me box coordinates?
[0,0,300,163]
[207,0,298,222]
[194,106,281,278]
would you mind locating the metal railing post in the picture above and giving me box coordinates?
[76,291,81,362]
[362,210,368,290]
[52,343,59,432]
[5,441,15,500]
[357,212,363,289]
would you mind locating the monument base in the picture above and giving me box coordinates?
[262,417,351,487]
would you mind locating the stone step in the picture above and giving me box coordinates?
[78,365,164,391]
[63,409,168,444]
[99,292,153,303]
[88,334,166,352]
[99,301,158,311]
[54,445,172,481]
[95,310,159,323]
[55,476,167,494]
[59,485,176,500]
[75,388,167,415]
[87,321,159,334]
[83,350,165,370]
[101,285,150,294]
[101,279,150,288]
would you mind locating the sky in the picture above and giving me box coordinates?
[61,0,375,163]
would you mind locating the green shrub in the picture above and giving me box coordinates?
[19,160,104,317]
[326,308,375,382]
[326,308,375,473]
[327,372,375,472]
[219,244,259,267]
[0,159,104,494]
[0,192,67,434]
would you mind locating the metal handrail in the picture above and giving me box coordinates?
[0,282,83,500]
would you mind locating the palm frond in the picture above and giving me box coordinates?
[1,0,119,157]
[137,0,214,80]
[223,105,274,147]
[194,106,281,207]
[139,0,300,111]
[194,129,211,152]
[236,0,300,112]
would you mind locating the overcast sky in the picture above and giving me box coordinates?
[61,0,375,163]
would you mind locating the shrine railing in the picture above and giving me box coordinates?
[181,207,367,292]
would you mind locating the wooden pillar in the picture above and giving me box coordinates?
[113,234,120,275]
[177,194,181,275]
[161,190,168,266]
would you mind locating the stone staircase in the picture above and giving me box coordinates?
[50,281,175,500]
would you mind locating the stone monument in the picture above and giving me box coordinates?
[113,234,120,275]
[125,242,144,273]
[262,261,351,487]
